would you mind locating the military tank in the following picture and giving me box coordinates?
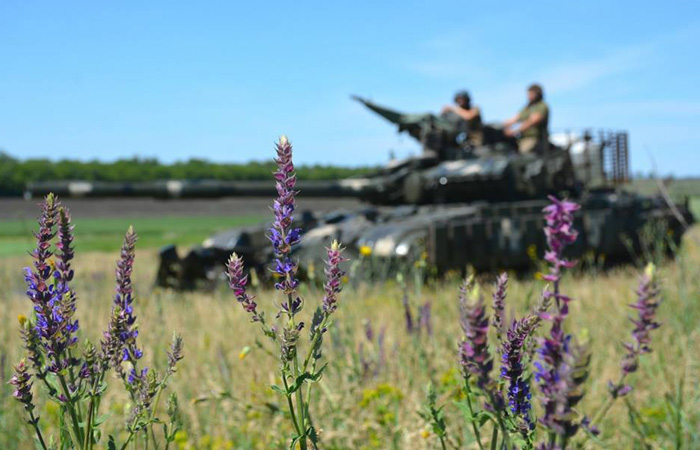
[151,96,694,289]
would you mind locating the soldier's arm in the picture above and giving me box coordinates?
[451,106,480,121]
[517,111,544,133]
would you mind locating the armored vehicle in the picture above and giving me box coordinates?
[151,97,694,289]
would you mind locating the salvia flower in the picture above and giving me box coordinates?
[9,360,35,411]
[322,240,346,315]
[102,227,141,375]
[24,195,79,374]
[459,279,493,391]
[500,316,538,431]
[535,196,588,439]
[167,333,184,375]
[227,254,262,322]
[402,292,415,334]
[269,135,302,308]
[419,301,433,337]
[609,263,661,398]
[492,273,508,344]
[541,196,580,311]
[538,341,591,437]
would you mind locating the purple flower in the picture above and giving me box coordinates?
[459,279,493,391]
[609,264,661,398]
[419,301,433,337]
[269,136,302,308]
[402,293,414,334]
[9,360,34,409]
[322,240,346,315]
[537,341,591,437]
[24,195,78,374]
[492,273,508,344]
[535,196,588,439]
[500,316,537,431]
[102,227,142,375]
[227,254,262,321]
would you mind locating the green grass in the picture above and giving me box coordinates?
[0,214,267,256]
[0,229,698,449]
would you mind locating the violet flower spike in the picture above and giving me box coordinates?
[227,253,262,322]
[535,196,588,439]
[610,263,661,398]
[9,359,34,410]
[322,240,346,316]
[492,273,508,344]
[500,316,537,432]
[459,279,493,391]
[24,194,77,374]
[101,226,141,377]
[268,136,302,312]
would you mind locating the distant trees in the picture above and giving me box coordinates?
[0,152,376,196]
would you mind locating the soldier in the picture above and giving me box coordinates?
[504,83,549,154]
[442,90,484,146]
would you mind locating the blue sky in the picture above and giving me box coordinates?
[1,1,699,175]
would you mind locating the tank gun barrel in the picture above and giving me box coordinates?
[351,95,407,125]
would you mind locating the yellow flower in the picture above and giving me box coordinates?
[359,245,372,257]
[420,430,431,439]
[238,346,251,360]
[534,272,544,281]
[341,275,349,284]
[18,314,28,326]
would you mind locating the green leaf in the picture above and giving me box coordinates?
[107,435,117,450]
[271,384,288,395]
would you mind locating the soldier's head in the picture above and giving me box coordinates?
[527,84,544,104]
[454,90,471,109]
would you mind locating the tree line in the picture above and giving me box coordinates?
[0,152,376,196]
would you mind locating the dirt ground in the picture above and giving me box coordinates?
[0,197,365,220]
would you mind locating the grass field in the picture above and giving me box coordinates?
[0,214,266,256]
[0,224,698,448]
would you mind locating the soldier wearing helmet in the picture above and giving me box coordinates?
[504,84,549,154]
[442,90,484,147]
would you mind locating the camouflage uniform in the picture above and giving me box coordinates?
[466,107,484,146]
[517,101,549,153]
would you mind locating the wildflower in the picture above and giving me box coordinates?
[359,245,372,257]
[538,341,591,437]
[322,240,346,315]
[492,273,508,344]
[500,316,537,432]
[459,278,493,391]
[402,293,414,334]
[9,360,34,411]
[609,263,661,398]
[227,254,262,322]
[535,196,588,439]
[238,346,251,360]
[269,135,302,307]
[102,227,141,376]
[167,333,184,375]
[24,195,78,374]
[419,301,433,337]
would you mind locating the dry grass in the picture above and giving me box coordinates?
[0,228,699,449]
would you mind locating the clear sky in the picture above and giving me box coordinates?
[1,1,698,175]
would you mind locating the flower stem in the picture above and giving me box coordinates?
[463,379,485,450]
[28,410,48,450]
[58,374,84,448]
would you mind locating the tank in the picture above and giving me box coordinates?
[151,97,694,289]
